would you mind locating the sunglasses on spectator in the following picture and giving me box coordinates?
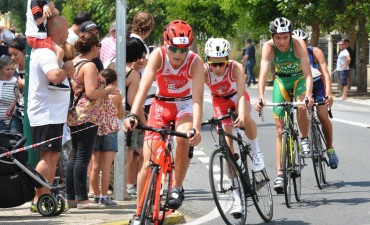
[207,61,228,68]
[167,45,189,53]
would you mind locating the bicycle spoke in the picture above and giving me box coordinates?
[251,169,274,222]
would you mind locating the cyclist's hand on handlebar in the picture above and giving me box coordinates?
[324,95,333,107]
[304,95,314,108]
[254,98,265,113]
[188,129,201,147]
[123,114,138,131]
[233,115,244,129]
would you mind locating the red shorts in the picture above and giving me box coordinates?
[27,37,53,50]
[145,98,193,141]
[212,92,250,127]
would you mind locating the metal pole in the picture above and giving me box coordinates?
[114,0,127,201]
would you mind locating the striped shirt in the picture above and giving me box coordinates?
[0,79,16,125]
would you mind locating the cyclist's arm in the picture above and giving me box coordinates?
[294,38,313,99]
[203,64,209,84]
[257,40,274,106]
[190,56,204,145]
[233,61,247,121]
[314,47,333,105]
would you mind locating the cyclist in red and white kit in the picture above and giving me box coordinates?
[204,38,265,217]
[124,20,204,223]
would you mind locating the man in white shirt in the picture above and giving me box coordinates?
[336,40,351,100]
[66,11,91,45]
[28,16,74,210]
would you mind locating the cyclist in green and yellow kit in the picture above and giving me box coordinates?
[254,17,313,192]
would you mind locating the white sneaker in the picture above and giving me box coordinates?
[230,199,242,217]
[252,152,265,172]
[300,138,311,158]
[273,176,284,190]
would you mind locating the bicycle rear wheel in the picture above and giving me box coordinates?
[282,132,292,208]
[140,166,158,225]
[293,135,302,202]
[251,168,273,222]
[311,123,325,189]
[209,148,247,225]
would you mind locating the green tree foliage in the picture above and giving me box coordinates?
[0,0,27,32]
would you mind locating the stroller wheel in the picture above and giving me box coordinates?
[37,194,58,217]
[53,194,66,216]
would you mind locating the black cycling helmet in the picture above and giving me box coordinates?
[269,17,293,34]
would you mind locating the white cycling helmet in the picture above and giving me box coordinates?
[269,17,293,34]
[292,29,308,40]
[205,38,231,58]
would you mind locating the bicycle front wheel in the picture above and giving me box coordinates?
[158,168,173,225]
[140,166,158,225]
[293,135,302,202]
[282,132,292,208]
[311,123,325,189]
[251,168,274,222]
[209,148,247,225]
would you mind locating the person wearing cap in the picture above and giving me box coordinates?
[124,20,203,224]
[99,21,116,64]
[79,21,104,72]
[66,11,91,45]
[242,39,257,86]
[0,30,15,57]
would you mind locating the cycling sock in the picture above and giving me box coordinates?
[247,137,261,155]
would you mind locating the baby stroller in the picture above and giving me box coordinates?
[0,130,66,216]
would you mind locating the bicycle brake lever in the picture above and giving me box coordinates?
[258,99,264,122]
[188,128,196,158]
[126,116,135,146]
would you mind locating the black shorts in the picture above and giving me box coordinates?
[31,124,64,152]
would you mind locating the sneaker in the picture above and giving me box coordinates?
[300,137,311,158]
[100,197,117,206]
[168,187,184,210]
[129,215,140,225]
[30,202,38,213]
[127,184,137,197]
[48,82,70,91]
[93,197,100,204]
[327,148,339,169]
[88,192,94,198]
[230,199,242,219]
[273,176,284,192]
[252,152,265,172]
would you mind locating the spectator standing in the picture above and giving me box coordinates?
[0,30,15,57]
[336,40,351,100]
[130,12,154,59]
[344,38,355,89]
[242,39,257,86]
[99,21,116,64]
[66,32,115,209]
[8,35,26,134]
[27,16,74,212]
[0,56,16,131]
[90,68,124,206]
[66,11,91,45]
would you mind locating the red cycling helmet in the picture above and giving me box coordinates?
[163,20,193,49]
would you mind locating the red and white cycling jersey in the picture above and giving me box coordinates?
[205,60,236,97]
[155,47,198,98]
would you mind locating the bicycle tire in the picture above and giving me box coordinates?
[293,135,302,202]
[140,166,158,225]
[158,168,173,225]
[282,132,292,208]
[311,123,325,189]
[251,168,274,222]
[209,148,247,225]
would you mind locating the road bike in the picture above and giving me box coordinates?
[310,101,333,189]
[202,109,273,224]
[130,122,194,225]
[260,94,309,208]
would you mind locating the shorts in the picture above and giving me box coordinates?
[212,92,251,127]
[145,98,192,141]
[27,37,53,50]
[338,70,349,86]
[94,132,118,152]
[313,76,326,103]
[272,74,306,119]
[31,124,64,152]
[126,129,144,149]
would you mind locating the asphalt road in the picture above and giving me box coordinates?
[179,86,370,225]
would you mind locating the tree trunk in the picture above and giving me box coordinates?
[356,16,368,93]
[310,22,320,47]
[347,25,356,49]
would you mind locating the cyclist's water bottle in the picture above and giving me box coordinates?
[234,153,246,175]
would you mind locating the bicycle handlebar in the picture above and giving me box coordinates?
[312,99,333,119]
[201,109,245,130]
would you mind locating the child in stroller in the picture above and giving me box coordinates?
[0,130,66,216]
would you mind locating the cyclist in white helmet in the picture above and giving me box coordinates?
[254,17,313,192]
[293,29,339,169]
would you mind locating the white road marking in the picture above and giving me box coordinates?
[332,118,370,128]
[198,157,210,164]
[193,151,206,156]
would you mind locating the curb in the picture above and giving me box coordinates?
[101,211,186,225]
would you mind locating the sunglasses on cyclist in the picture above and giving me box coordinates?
[167,45,189,53]
[207,61,228,68]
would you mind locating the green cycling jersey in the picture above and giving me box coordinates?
[273,38,303,75]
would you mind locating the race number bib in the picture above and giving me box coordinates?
[172,37,189,45]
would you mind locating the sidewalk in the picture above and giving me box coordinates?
[0,198,186,225]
